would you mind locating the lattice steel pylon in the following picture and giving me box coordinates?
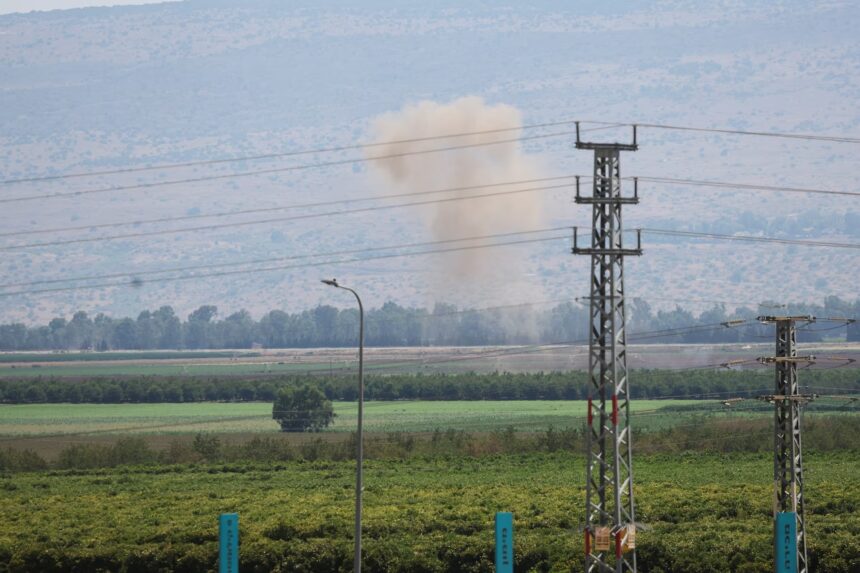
[757,315,816,573]
[572,123,642,573]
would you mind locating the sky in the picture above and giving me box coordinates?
[0,0,171,15]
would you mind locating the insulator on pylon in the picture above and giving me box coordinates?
[594,527,611,551]
[622,524,636,553]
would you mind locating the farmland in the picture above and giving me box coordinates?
[3,343,858,378]
[0,373,857,573]
[2,399,857,467]
[1,453,858,572]
[0,400,748,438]
[0,358,857,572]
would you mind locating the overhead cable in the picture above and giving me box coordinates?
[0,130,580,204]
[0,175,582,239]
[0,120,607,186]
[4,174,855,242]
[4,117,859,187]
[0,183,577,251]
[0,232,571,298]
[3,227,859,296]
[588,120,860,144]
[642,228,860,250]
[633,176,860,198]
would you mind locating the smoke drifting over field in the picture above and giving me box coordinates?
[368,97,546,283]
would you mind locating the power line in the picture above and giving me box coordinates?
[0,321,752,383]
[9,119,859,204]
[343,322,756,375]
[0,175,582,239]
[3,226,859,296]
[0,232,572,298]
[4,118,858,188]
[6,174,857,242]
[628,295,787,309]
[6,188,859,251]
[642,228,860,250]
[291,324,743,376]
[805,387,860,394]
[0,120,607,186]
[323,324,840,377]
[588,120,860,144]
[0,129,581,204]
[0,227,571,290]
[633,176,860,198]
[0,183,577,251]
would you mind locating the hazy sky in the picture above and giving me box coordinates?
[0,0,172,15]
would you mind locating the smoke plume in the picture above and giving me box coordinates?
[367,97,547,284]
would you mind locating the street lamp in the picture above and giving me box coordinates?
[321,278,364,573]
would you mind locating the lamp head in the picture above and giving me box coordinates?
[321,278,339,287]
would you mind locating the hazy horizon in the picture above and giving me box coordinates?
[0,0,172,16]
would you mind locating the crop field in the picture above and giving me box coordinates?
[1,452,857,572]
[0,351,261,363]
[0,400,770,438]
[0,360,331,378]
[4,343,857,378]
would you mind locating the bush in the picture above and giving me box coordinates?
[0,447,48,472]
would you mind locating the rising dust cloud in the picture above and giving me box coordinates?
[367,97,547,285]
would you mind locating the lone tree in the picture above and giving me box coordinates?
[272,385,335,432]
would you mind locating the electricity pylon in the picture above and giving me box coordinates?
[757,315,816,573]
[572,123,641,573]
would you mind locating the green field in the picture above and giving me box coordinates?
[0,360,331,378]
[0,351,261,364]
[0,357,543,377]
[1,452,857,572]
[0,400,764,437]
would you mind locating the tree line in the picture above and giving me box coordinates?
[1,296,857,351]
[1,369,857,404]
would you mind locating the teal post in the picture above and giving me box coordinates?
[495,512,514,573]
[219,513,239,573]
[775,512,798,573]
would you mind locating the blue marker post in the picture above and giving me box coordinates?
[495,512,514,573]
[219,513,239,573]
[775,512,798,573]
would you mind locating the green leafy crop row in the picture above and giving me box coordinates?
[0,453,857,572]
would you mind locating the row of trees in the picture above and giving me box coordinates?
[1,297,857,351]
[1,369,857,404]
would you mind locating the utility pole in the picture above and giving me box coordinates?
[572,123,642,573]
[757,315,816,573]
[321,279,365,573]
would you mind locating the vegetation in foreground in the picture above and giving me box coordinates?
[1,415,857,471]
[0,451,857,573]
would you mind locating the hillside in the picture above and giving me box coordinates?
[1,0,858,324]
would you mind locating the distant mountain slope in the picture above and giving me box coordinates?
[0,0,857,324]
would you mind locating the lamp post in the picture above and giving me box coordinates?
[321,278,364,573]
